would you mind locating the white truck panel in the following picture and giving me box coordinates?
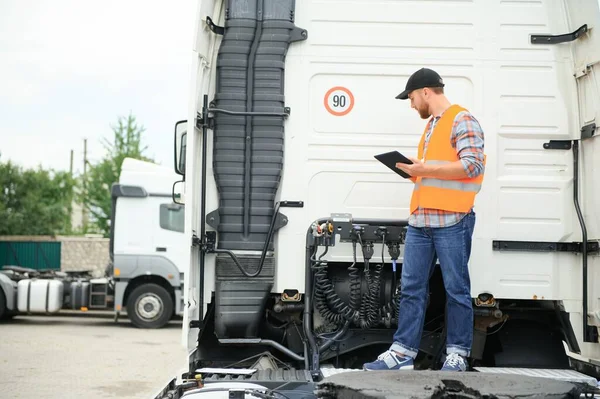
[181,0,600,369]
[265,0,595,308]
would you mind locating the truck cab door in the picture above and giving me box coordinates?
[155,202,186,278]
[565,1,600,345]
[534,1,600,350]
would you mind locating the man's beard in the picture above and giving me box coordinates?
[418,106,431,119]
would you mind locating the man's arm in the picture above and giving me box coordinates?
[453,111,485,179]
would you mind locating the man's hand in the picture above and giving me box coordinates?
[396,157,429,177]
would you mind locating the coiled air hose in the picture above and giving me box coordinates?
[312,230,402,330]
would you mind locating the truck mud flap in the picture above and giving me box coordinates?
[214,254,275,338]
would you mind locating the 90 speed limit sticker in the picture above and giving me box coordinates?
[324,86,354,116]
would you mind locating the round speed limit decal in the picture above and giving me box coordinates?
[324,86,354,116]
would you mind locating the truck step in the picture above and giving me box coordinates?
[320,366,361,378]
[474,367,598,387]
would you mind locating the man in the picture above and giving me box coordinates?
[363,68,485,372]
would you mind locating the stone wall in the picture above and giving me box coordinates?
[58,236,110,277]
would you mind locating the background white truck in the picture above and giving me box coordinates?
[0,158,187,329]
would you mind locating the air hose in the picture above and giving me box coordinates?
[313,242,355,326]
[313,233,384,329]
[312,225,404,330]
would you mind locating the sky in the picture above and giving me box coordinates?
[0,0,196,175]
[2,1,600,176]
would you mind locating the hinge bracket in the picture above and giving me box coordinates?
[206,16,224,35]
[196,112,214,130]
[543,140,572,150]
[531,24,588,45]
[192,232,217,252]
[581,123,597,140]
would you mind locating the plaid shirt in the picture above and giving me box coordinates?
[408,109,485,228]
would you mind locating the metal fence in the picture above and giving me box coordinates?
[0,241,61,270]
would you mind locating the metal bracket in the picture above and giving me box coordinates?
[195,114,208,129]
[278,200,304,208]
[191,231,216,253]
[273,212,289,231]
[189,320,203,329]
[575,60,599,79]
[196,110,215,130]
[206,209,219,230]
[581,123,597,140]
[290,26,308,43]
[192,233,201,247]
[206,16,224,35]
[208,107,290,118]
[206,208,293,232]
[492,240,600,253]
[543,140,572,150]
[205,231,217,251]
[531,24,588,45]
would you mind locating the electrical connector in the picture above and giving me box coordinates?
[375,226,388,238]
[388,242,401,260]
[362,241,374,260]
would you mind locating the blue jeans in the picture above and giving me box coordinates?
[390,211,475,358]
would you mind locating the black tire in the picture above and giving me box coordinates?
[0,288,6,320]
[126,283,173,329]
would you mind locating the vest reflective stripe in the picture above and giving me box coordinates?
[420,178,481,193]
[409,104,485,214]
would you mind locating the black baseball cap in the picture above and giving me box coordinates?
[396,68,445,100]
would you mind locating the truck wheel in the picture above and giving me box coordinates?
[126,284,173,329]
[0,289,6,320]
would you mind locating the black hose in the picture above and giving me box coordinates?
[573,141,593,342]
[347,241,361,314]
[304,218,409,370]
[257,201,281,275]
[319,321,350,353]
[312,235,384,330]
[210,248,263,278]
[313,240,363,326]
[209,202,281,278]
[358,261,381,329]
[314,274,344,325]
[218,338,304,362]
[304,244,320,372]
[313,244,345,325]
[316,257,356,324]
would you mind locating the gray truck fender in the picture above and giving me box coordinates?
[112,255,182,310]
[0,273,17,311]
[113,254,181,287]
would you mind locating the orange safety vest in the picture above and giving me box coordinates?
[409,104,485,214]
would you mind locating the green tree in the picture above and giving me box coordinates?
[81,113,154,236]
[0,155,76,236]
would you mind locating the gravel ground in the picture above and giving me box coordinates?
[0,311,187,399]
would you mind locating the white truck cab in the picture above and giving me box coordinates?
[0,158,187,329]
[110,157,189,328]
[157,0,600,397]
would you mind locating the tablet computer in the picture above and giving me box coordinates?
[374,150,413,179]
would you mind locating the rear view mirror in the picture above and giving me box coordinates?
[172,180,185,205]
[174,120,187,176]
